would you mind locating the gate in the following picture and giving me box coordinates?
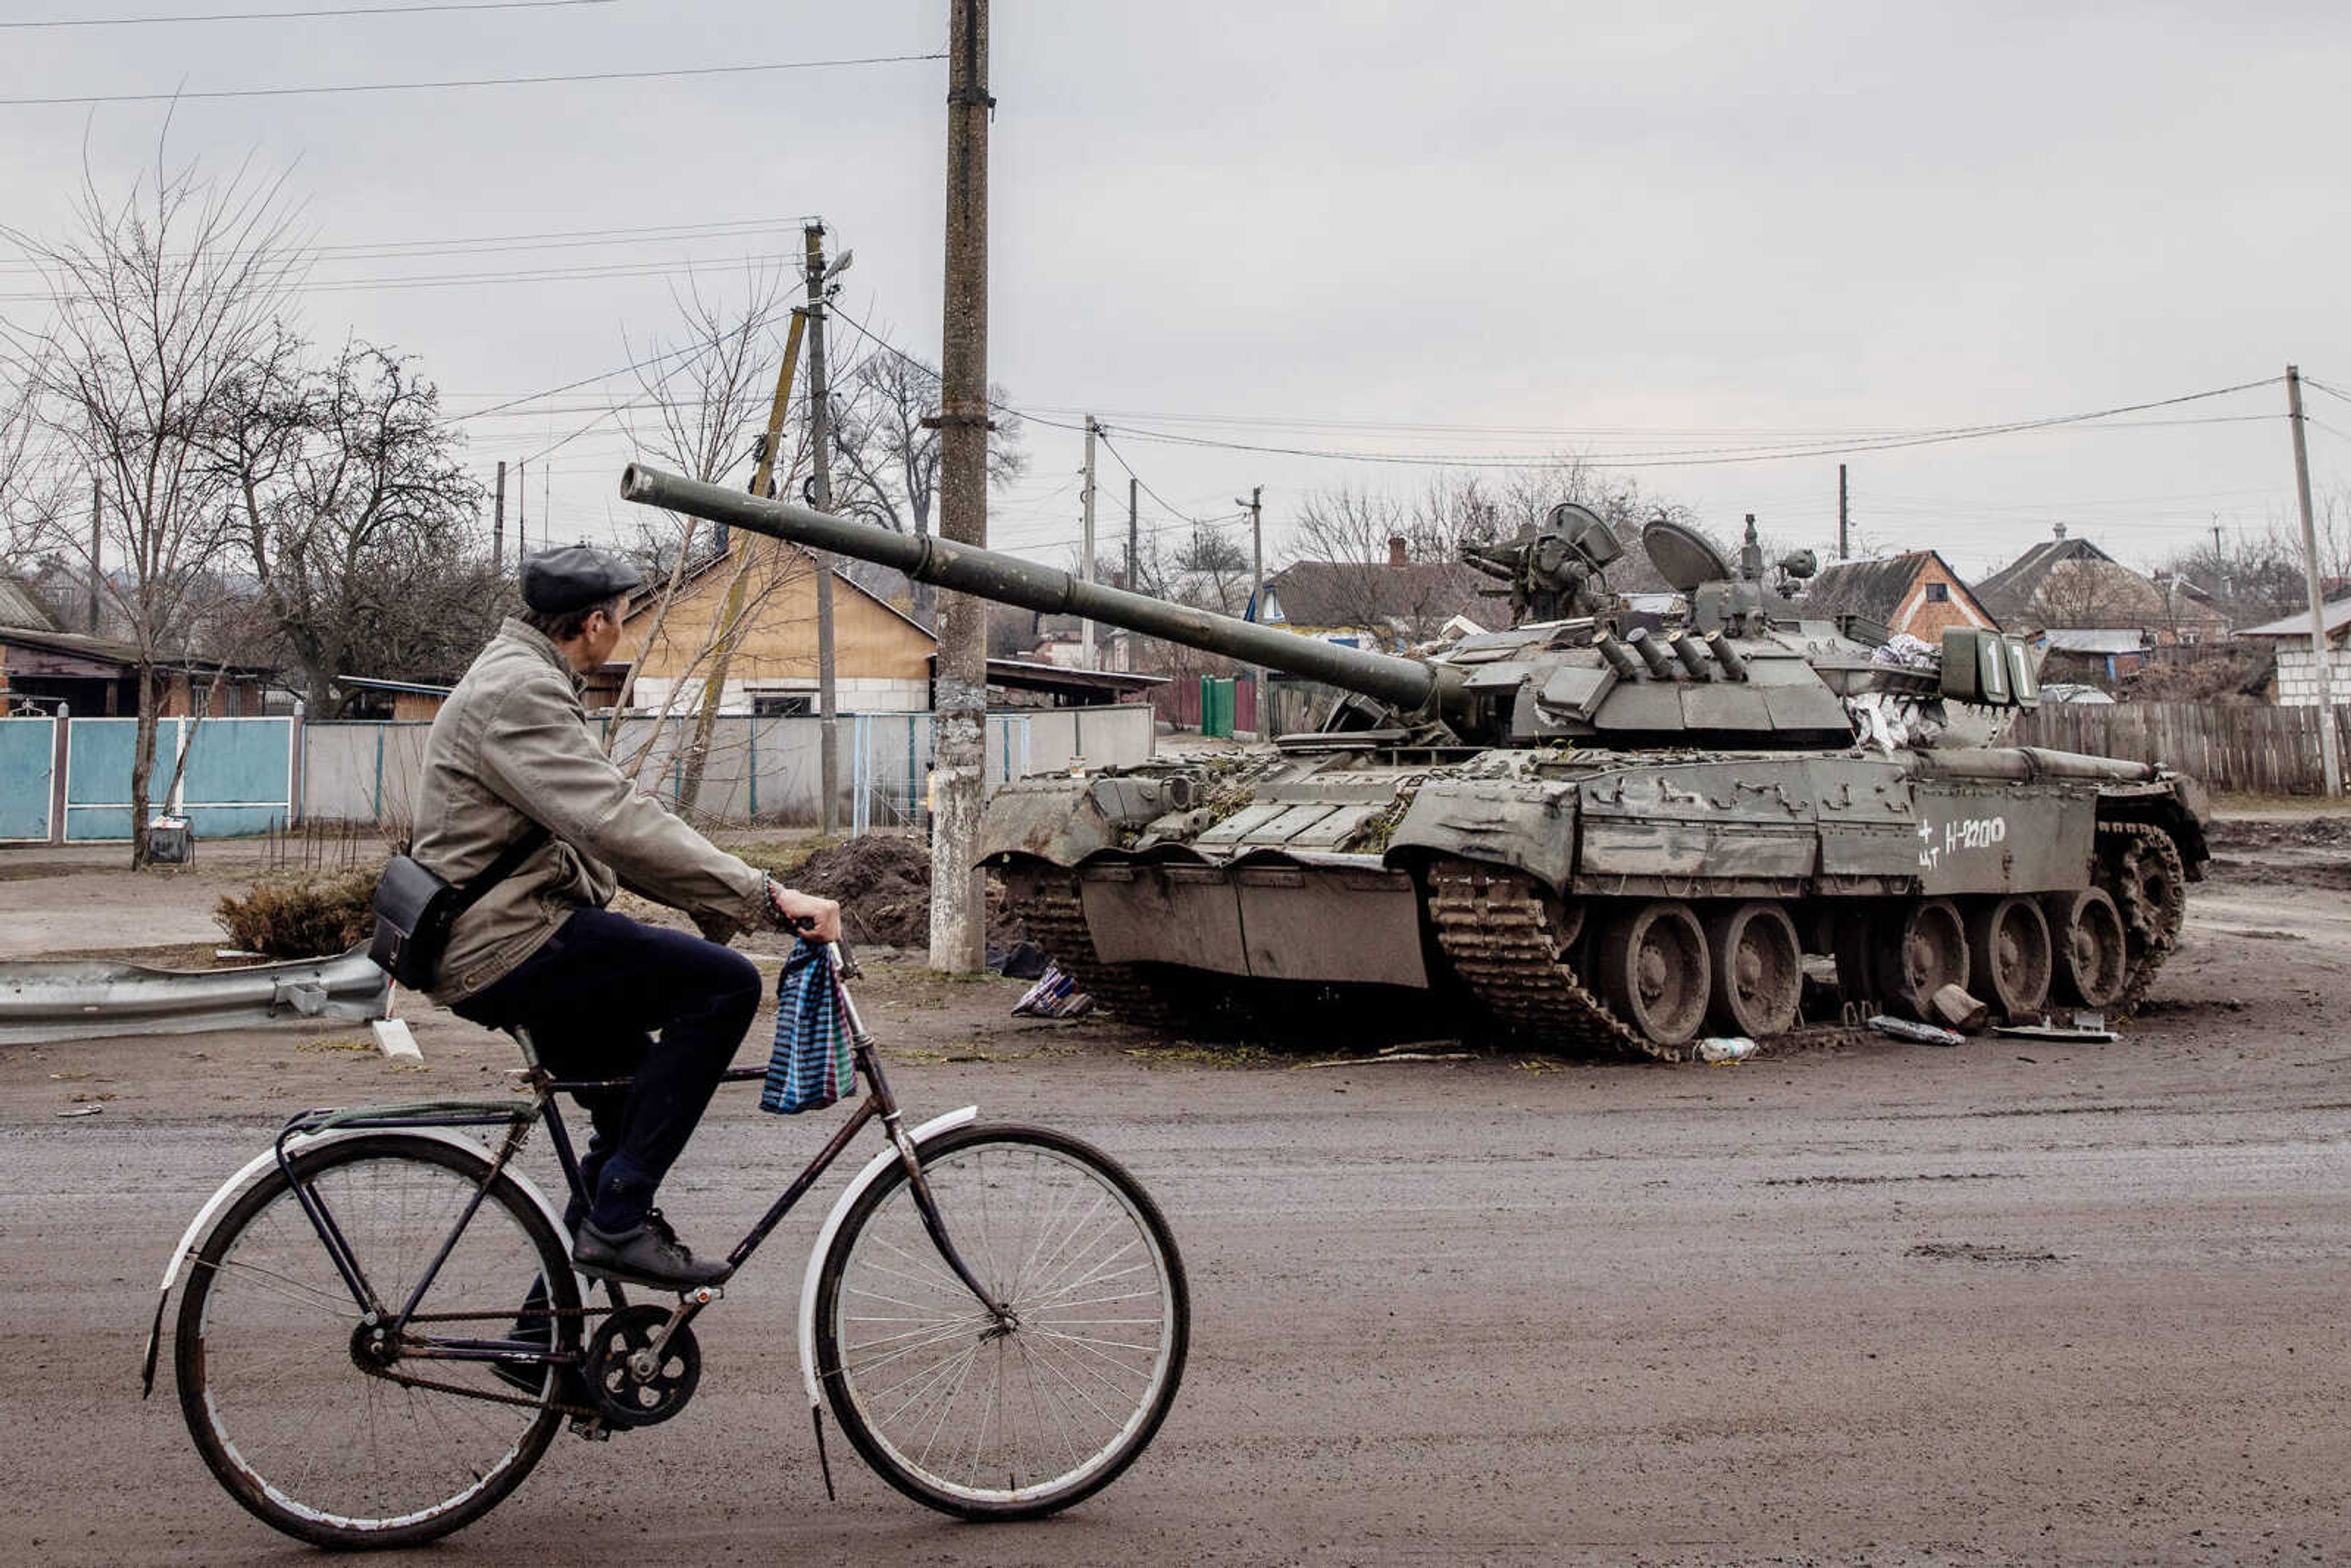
[64,717,295,841]
[0,717,56,842]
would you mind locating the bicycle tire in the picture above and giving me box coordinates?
[813,1122,1188,1520]
[174,1133,578,1549]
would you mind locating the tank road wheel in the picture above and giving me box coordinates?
[2044,887,2128,1010]
[1703,902,1802,1040]
[1873,898,1970,1020]
[1965,896,2053,1022]
[1595,900,1712,1051]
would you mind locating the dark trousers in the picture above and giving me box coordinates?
[456,908,763,1234]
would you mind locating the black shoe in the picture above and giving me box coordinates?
[572,1217,732,1290]
[492,1279,558,1396]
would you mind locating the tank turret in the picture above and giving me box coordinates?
[622,464,2207,1062]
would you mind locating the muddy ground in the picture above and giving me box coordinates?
[0,817,2345,1564]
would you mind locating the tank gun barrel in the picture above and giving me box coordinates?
[620,465,1461,720]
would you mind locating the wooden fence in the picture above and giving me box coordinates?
[2009,700,2351,795]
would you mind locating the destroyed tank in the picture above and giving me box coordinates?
[623,465,2208,1060]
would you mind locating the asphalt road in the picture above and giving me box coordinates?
[4,839,2348,1564]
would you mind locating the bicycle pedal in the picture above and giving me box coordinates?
[568,1415,613,1442]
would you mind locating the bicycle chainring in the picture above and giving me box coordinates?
[583,1305,701,1429]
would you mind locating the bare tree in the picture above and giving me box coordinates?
[612,268,812,808]
[211,337,495,714]
[828,326,1027,623]
[0,149,302,865]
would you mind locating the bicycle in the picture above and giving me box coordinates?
[140,942,1190,1550]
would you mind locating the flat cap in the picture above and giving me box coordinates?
[521,545,640,614]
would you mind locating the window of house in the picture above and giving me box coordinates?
[752,693,814,718]
[1925,582,1950,602]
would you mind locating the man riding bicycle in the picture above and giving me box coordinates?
[411,544,841,1290]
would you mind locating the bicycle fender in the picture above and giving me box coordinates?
[796,1106,980,1406]
[140,1128,571,1396]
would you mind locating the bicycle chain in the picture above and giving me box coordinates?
[2096,821,2186,1017]
[1423,857,1679,1063]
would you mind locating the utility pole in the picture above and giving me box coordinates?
[1123,475,1138,672]
[492,460,506,572]
[1239,485,1264,735]
[87,478,101,633]
[928,0,992,973]
[804,222,843,834]
[516,458,526,561]
[1837,463,1849,560]
[2287,365,2342,796]
[1080,415,1098,667]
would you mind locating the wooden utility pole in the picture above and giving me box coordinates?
[2287,365,2342,796]
[516,458,526,561]
[492,460,506,571]
[87,478,101,633]
[928,0,992,972]
[1080,415,1098,667]
[805,223,842,833]
[1837,463,1849,560]
[1123,475,1138,672]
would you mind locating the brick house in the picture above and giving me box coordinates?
[1794,550,1998,642]
[2236,598,2351,708]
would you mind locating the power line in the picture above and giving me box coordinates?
[0,215,806,274]
[0,50,945,107]
[1095,380,2286,470]
[0,0,612,25]
[0,247,798,304]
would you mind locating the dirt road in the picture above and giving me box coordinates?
[2,823,2346,1564]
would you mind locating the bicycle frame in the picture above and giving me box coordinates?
[241,945,1008,1380]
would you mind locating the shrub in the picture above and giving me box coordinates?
[216,866,383,958]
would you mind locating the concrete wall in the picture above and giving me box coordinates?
[297,705,1157,830]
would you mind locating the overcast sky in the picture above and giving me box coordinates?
[6,1,2349,582]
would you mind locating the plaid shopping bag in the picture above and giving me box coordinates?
[762,938,855,1114]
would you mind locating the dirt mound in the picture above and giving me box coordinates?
[785,834,1026,951]
[2207,816,2351,850]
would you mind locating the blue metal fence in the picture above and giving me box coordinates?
[0,718,55,842]
[62,717,294,841]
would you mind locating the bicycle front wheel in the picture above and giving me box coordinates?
[814,1123,1189,1520]
[174,1133,578,1549]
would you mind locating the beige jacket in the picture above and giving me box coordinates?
[410,618,770,1003]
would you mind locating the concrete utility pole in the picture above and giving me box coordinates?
[1080,415,1098,667]
[492,460,506,572]
[2287,365,2341,796]
[805,222,842,833]
[516,458,526,560]
[1837,463,1849,560]
[928,0,992,973]
[1240,484,1264,734]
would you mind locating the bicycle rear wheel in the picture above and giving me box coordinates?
[174,1133,577,1549]
[813,1123,1188,1520]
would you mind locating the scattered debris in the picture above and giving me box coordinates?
[1294,1051,1471,1069]
[371,1019,423,1060]
[1930,984,1990,1033]
[1697,1036,1758,1063]
[1011,967,1092,1019]
[1994,1016,2117,1043]
[56,1105,102,1118]
[1870,1015,1967,1047]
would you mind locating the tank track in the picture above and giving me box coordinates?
[1008,872,1187,1032]
[2098,821,2187,1016]
[1423,857,1681,1063]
